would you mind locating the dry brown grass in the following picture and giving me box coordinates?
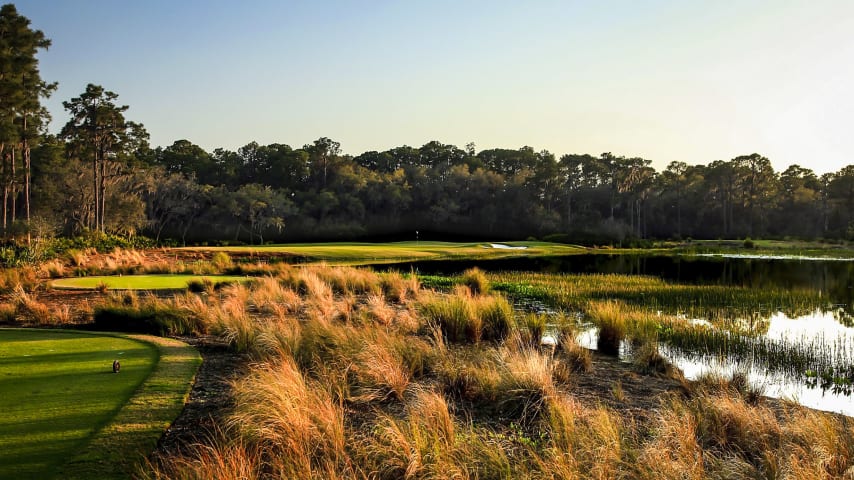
[228,355,350,478]
[143,435,263,480]
[363,388,511,479]
[380,271,420,303]
[637,398,705,479]
[10,284,56,324]
[0,266,39,293]
[124,264,854,480]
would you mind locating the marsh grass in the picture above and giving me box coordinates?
[363,388,512,479]
[588,301,628,355]
[137,264,854,480]
[521,312,547,347]
[493,271,825,323]
[379,270,420,303]
[631,341,679,377]
[461,267,490,295]
[10,284,56,324]
[227,355,350,478]
[0,266,39,293]
[419,288,516,344]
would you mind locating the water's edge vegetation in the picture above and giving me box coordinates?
[4,245,854,478]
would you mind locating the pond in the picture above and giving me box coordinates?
[378,253,854,313]
[378,254,854,415]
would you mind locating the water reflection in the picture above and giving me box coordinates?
[383,254,854,415]
[378,254,854,316]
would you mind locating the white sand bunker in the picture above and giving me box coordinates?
[489,243,528,250]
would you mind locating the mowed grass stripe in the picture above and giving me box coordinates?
[61,335,201,480]
[0,329,201,480]
[0,329,157,479]
[51,274,250,291]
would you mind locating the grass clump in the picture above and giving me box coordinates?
[589,301,627,355]
[631,341,679,377]
[210,251,233,272]
[419,288,516,344]
[227,355,350,478]
[461,267,490,295]
[521,312,547,347]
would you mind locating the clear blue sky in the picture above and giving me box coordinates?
[15,0,854,173]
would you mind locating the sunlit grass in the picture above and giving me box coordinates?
[0,329,199,480]
[177,241,585,265]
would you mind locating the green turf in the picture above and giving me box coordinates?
[0,329,158,479]
[0,330,201,480]
[179,241,586,264]
[61,335,201,480]
[50,274,250,290]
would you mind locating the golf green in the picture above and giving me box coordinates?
[0,329,157,479]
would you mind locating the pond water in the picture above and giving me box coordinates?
[379,253,854,313]
[378,254,854,415]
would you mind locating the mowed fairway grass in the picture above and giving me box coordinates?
[180,240,585,264]
[51,274,250,290]
[0,329,200,480]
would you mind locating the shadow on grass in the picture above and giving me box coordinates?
[57,335,202,480]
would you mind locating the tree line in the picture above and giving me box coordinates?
[4,4,854,245]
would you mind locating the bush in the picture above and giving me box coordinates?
[743,238,755,249]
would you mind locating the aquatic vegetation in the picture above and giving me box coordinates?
[492,271,825,322]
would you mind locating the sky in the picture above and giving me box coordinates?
[15,0,854,174]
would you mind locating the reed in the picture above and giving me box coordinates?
[631,341,678,377]
[316,265,382,295]
[419,288,516,344]
[361,389,511,479]
[0,266,39,293]
[419,290,479,343]
[555,328,592,374]
[352,332,413,402]
[492,271,825,322]
[139,264,854,480]
[496,347,555,424]
[474,293,515,342]
[539,395,627,480]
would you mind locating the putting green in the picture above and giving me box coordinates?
[51,274,250,291]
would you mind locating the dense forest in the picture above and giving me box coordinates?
[4,4,854,246]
